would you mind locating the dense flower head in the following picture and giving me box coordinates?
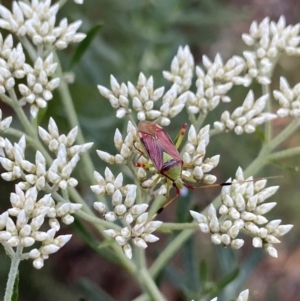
[190,167,293,257]
[0,185,81,269]
[0,0,86,48]
[0,34,61,117]
[0,109,12,156]
[163,45,194,93]
[214,90,277,134]
[96,121,138,165]
[104,213,162,259]
[187,54,247,115]
[91,168,161,259]
[0,118,93,191]
[242,16,300,84]
[273,77,300,118]
[18,54,60,117]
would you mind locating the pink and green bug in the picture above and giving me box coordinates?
[135,121,231,215]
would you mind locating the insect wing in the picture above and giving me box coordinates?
[155,127,181,162]
[139,132,165,170]
[139,123,181,170]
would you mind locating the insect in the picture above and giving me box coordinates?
[134,121,231,217]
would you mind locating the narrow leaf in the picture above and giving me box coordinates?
[69,23,103,69]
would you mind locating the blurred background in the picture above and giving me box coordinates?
[0,0,300,300]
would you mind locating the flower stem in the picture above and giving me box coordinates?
[53,53,104,201]
[138,268,167,301]
[150,229,194,278]
[267,146,300,161]
[4,246,22,301]
[262,84,272,143]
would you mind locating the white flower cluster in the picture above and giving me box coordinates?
[0,0,86,48]
[0,109,12,156]
[92,168,148,223]
[0,33,60,117]
[0,185,81,269]
[0,118,92,191]
[214,90,277,134]
[158,84,188,126]
[208,289,249,301]
[98,70,189,126]
[187,54,247,115]
[0,34,25,93]
[242,16,300,84]
[273,77,300,118]
[163,45,194,93]
[97,121,137,165]
[98,73,164,121]
[91,167,161,259]
[104,213,162,259]
[18,54,60,118]
[182,125,219,184]
[39,117,93,156]
[190,167,293,257]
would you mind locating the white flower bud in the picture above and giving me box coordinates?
[123,243,132,259]
[62,214,74,225]
[131,204,148,215]
[265,244,278,258]
[133,237,147,249]
[228,225,240,239]
[198,223,210,233]
[221,234,231,245]
[105,212,117,222]
[29,248,41,259]
[228,207,240,219]
[97,150,115,164]
[40,244,60,255]
[190,210,208,224]
[0,231,12,241]
[53,234,72,247]
[255,202,276,215]
[33,257,44,269]
[237,289,249,301]
[115,204,127,216]
[115,235,127,246]
[211,233,221,245]
[277,224,293,236]
[21,237,35,247]
[231,239,244,249]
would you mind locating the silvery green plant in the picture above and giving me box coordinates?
[0,0,297,300]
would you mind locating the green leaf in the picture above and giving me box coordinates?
[183,238,199,291]
[36,106,48,126]
[215,267,240,291]
[69,23,103,69]
[255,126,265,143]
[199,259,208,284]
[12,271,19,301]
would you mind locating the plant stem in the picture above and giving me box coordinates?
[158,222,197,232]
[138,268,167,301]
[4,246,22,301]
[262,84,272,143]
[150,229,194,278]
[268,118,300,151]
[267,146,300,161]
[53,53,104,201]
